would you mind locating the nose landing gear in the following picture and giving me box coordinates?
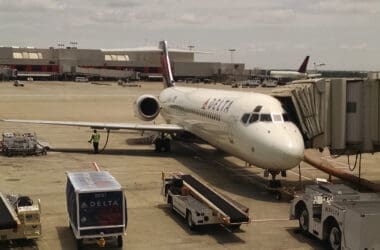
[264,170,294,201]
[267,170,282,189]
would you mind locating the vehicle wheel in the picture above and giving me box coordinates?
[76,239,83,250]
[328,223,341,250]
[117,235,123,248]
[167,196,175,212]
[298,207,309,233]
[186,211,196,231]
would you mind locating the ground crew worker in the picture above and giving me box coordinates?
[88,129,100,153]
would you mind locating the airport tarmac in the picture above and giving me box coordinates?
[0,81,379,250]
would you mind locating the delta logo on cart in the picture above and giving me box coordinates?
[79,191,123,227]
[80,200,119,208]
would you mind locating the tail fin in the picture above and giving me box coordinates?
[297,56,309,73]
[159,40,175,88]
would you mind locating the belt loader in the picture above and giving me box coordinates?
[162,172,250,230]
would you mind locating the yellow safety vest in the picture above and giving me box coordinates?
[92,133,100,143]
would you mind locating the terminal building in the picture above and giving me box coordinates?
[0,46,245,81]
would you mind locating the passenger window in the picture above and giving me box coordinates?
[241,113,250,124]
[260,114,272,122]
[249,114,259,123]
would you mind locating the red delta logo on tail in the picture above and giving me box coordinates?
[159,41,175,88]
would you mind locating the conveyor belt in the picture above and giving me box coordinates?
[0,196,17,230]
[182,175,249,223]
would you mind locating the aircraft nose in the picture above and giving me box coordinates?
[279,134,304,168]
[266,124,304,169]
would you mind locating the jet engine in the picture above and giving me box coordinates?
[134,94,160,121]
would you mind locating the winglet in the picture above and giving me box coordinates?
[159,40,175,88]
[297,56,309,73]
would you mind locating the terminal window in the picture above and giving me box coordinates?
[13,52,43,60]
[105,54,130,61]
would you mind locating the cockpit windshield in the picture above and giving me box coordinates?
[241,112,287,125]
[272,114,283,122]
[260,114,272,122]
[249,114,259,123]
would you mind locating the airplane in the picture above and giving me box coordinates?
[269,56,321,83]
[2,41,305,185]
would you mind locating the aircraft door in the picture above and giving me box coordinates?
[228,114,237,144]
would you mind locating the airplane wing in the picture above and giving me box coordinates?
[1,119,184,132]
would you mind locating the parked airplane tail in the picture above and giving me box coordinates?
[159,40,175,88]
[297,56,310,73]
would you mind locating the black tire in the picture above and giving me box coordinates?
[117,235,123,248]
[298,207,309,233]
[163,138,171,152]
[186,211,196,231]
[154,139,162,152]
[76,239,83,250]
[327,222,341,250]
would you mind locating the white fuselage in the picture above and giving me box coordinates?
[158,87,304,170]
[270,71,307,80]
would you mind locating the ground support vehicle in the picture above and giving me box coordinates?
[0,192,41,241]
[13,80,24,87]
[162,172,250,230]
[241,79,260,88]
[290,182,380,250]
[66,171,127,249]
[1,132,48,156]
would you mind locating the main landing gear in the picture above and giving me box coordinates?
[154,134,171,152]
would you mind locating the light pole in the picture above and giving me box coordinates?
[228,48,236,64]
[228,49,237,81]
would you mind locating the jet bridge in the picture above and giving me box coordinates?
[260,78,380,155]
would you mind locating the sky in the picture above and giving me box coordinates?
[0,0,379,71]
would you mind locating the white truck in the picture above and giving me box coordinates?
[162,172,250,230]
[0,193,41,242]
[290,182,380,250]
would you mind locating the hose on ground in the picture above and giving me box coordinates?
[100,129,110,152]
